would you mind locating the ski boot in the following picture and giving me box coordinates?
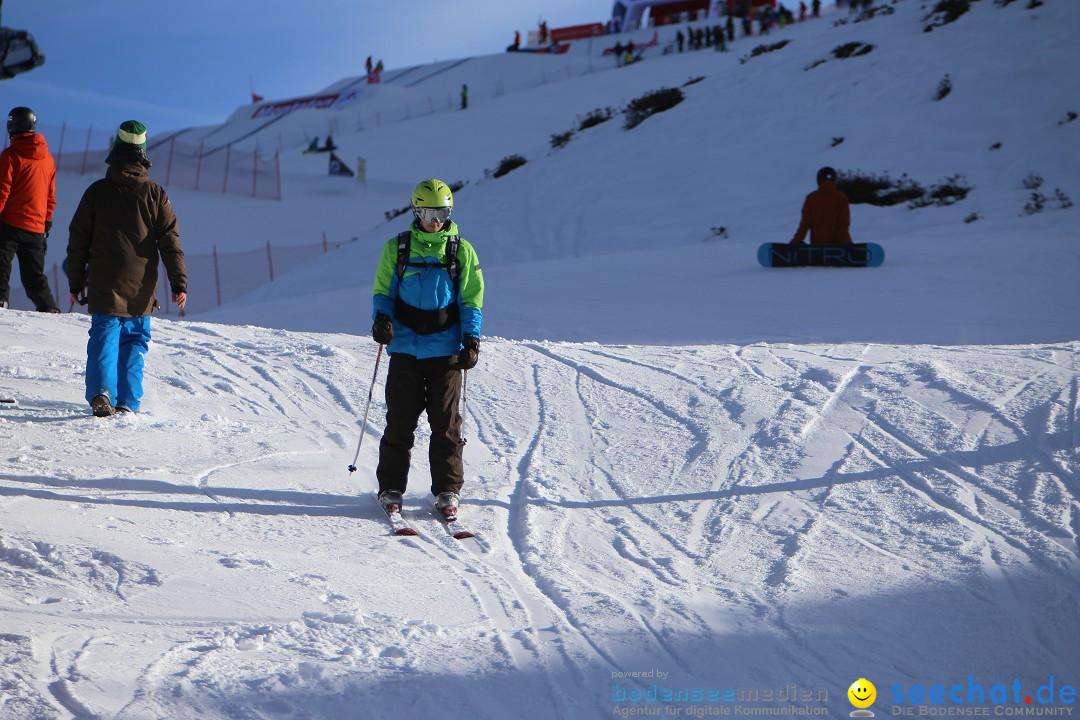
[378,490,404,515]
[91,394,115,418]
[435,491,460,521]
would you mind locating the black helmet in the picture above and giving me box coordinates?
[7,107,36,135]
[816,166,838,183]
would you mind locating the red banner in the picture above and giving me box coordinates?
[550,23,606,42]
[252,92,358,119]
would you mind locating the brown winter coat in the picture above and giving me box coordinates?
[0,133,56,234]
[791,181,852,245]
[66,160,187,317]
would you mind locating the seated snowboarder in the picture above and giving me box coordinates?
[790,166,852,246]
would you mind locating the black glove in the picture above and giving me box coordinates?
[44,219,52,238]
[372,313,394,345]
[458,336,479,369]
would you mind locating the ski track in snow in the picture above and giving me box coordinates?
[1,314,1079,718]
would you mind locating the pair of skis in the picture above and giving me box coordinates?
[374,494,475,539]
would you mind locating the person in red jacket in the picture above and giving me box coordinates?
[790,166,853,246]
[0,106,60,311]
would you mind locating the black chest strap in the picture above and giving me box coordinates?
[393,231,463,335]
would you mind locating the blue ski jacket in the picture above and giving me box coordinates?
[372,220,483,359]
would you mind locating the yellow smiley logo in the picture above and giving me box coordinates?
[848,679,876,709]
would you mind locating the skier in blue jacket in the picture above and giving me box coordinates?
[371,179,484,520]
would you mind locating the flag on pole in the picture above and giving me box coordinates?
[249,75,264,104]
[329,152,354,177]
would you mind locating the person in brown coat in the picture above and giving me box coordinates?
[0,106,60,312]
[66,120,188,417]
[790,166,853,246]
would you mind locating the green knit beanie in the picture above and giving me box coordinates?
[115,120,147,149]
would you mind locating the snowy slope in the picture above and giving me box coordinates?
[190,0,1078,344]
[1,1,1079,719]
[2,314,1077,719]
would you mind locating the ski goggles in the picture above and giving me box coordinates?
[414,206,452,224]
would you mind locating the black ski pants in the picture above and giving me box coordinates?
[0,222,59,311]
[376,353,465,498]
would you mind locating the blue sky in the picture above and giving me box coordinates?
[2,0,606,135]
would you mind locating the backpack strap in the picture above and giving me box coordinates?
[395,231,412,283]
[444,235,461,287]
[395,231,461,291]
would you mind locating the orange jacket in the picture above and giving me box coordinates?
[791,181,852,245]
[0,133,56,234]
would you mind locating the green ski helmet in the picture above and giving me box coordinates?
[412,179,453,209]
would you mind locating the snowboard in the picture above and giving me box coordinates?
[757,242,885,268]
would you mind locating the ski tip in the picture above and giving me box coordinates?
[452,530,475,539]
[395,528,419,536]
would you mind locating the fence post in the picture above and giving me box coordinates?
[165,136,175,185]
[222,144,232,194]
[57,122,66,168]
[266,240,274,282]
[213,244,222,306]
[194,143,204,191]
[80,124,93,176]
[275,151,282,200]
[251,149,258,198]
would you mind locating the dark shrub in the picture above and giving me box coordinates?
[925,0,971,30]
[579,107,614,131]
[933,74,952,101]
[1023,192,1046,215]
[910,174,972,207]
[491,154,527,178]
[550,130,574,150]
[740,40,790,64]
[838,170,926,206]
[1022,172,1043,190]
[833,42,875,59]
[623,87,685,130]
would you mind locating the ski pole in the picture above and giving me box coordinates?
[460,369,468,446]
[347,343,383,474]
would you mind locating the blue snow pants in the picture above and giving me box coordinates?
[85,314,152,411]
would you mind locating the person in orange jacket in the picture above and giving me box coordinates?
[790,166,853,246]
[0,106,60,311]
